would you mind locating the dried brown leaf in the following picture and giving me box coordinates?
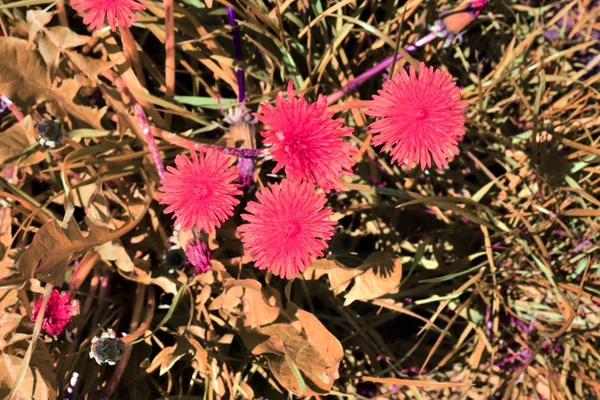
[344,252,402,305]
[26,10,53,44]
[0,37,51,106]
[0,116,44,166]
[303,259,361,295]
[0,353,54,399]
[45,27,89,50]
[16,218,113,286]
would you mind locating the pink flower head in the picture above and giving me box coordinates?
[159,148,241,233]
[32,289,73,336]
[255,82,356,192]
[366,62,467,170]
[238,179,335,279]
[71,0,146,31]
[186,239,211,275]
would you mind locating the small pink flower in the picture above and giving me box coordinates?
[71,0,146,31]
[159,149,241,233]
[186,239,211,275]
[255,82,356,192]
[238,180,335,279]
[32,289,73,336]
[366,62,467,170]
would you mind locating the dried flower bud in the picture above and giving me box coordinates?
[442,0,488,34]
[89,329,126,365]
[237,156,254,188]
[186,239,212,275]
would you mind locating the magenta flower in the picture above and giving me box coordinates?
[255,82,356,192]
[32,289,73,336]
[159,149,241,233]
[366,62,467,170]
[71,0,146,31]
[238,180,335,279]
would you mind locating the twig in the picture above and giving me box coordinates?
[152,126,265,158]
[102,285,156,399]
[325,31,440,105]
[164,0,175,126]
[227,7,245,102]
[109,72,166,179]
[118,25,147,88]
[9,283,54,400]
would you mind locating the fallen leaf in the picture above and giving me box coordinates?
[0,353,54,399]
[95,241,134,273]
[0,116,44,166]
[66,51,119,79]
[344,252,402,305]
[219,279,280,329]
[0,37,50,106]
[303,259,361,295]
[45,27,89,50]
[27,10,53,44]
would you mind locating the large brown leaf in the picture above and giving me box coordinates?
[0,37,104,128]
[0,116,44,166]
[0,353,55,399]
[218,279,343,396]
[344,252,403,305]
[0,37,51,106]
[304,252,403,305]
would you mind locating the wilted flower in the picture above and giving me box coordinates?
[159,149,241,233]
[186,239,212,275]
[89,328,126,366]
[366,62,467,170]
[71,0,146,31]
[255,81,356,192]
[238,179,335,279]
[32,289,73,336]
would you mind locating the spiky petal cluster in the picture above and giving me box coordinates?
[159,149,241,233]
[366,62,467,170]
[186,239,212,275]
[71,0,146,31]
[32,289,73,336]
[255,82,356,192]
[238,180,335,279]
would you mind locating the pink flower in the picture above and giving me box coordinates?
[366,62,467,170]
[186,239,212,275]
[238,180,335,279]
[159,149,241,233]
[71,0,146,31]
[255,82,356,192]
[32,289,73,336]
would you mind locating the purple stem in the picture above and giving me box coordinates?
[325,31,441,105]
[227,7,246,103]
[133,103,165,179]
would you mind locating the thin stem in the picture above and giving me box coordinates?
[325,31,441,105]
[110,72,166,179]
[227,7,245,102]
[164,0,175,126]
[118,25,147,88]
[152,127,265,158]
